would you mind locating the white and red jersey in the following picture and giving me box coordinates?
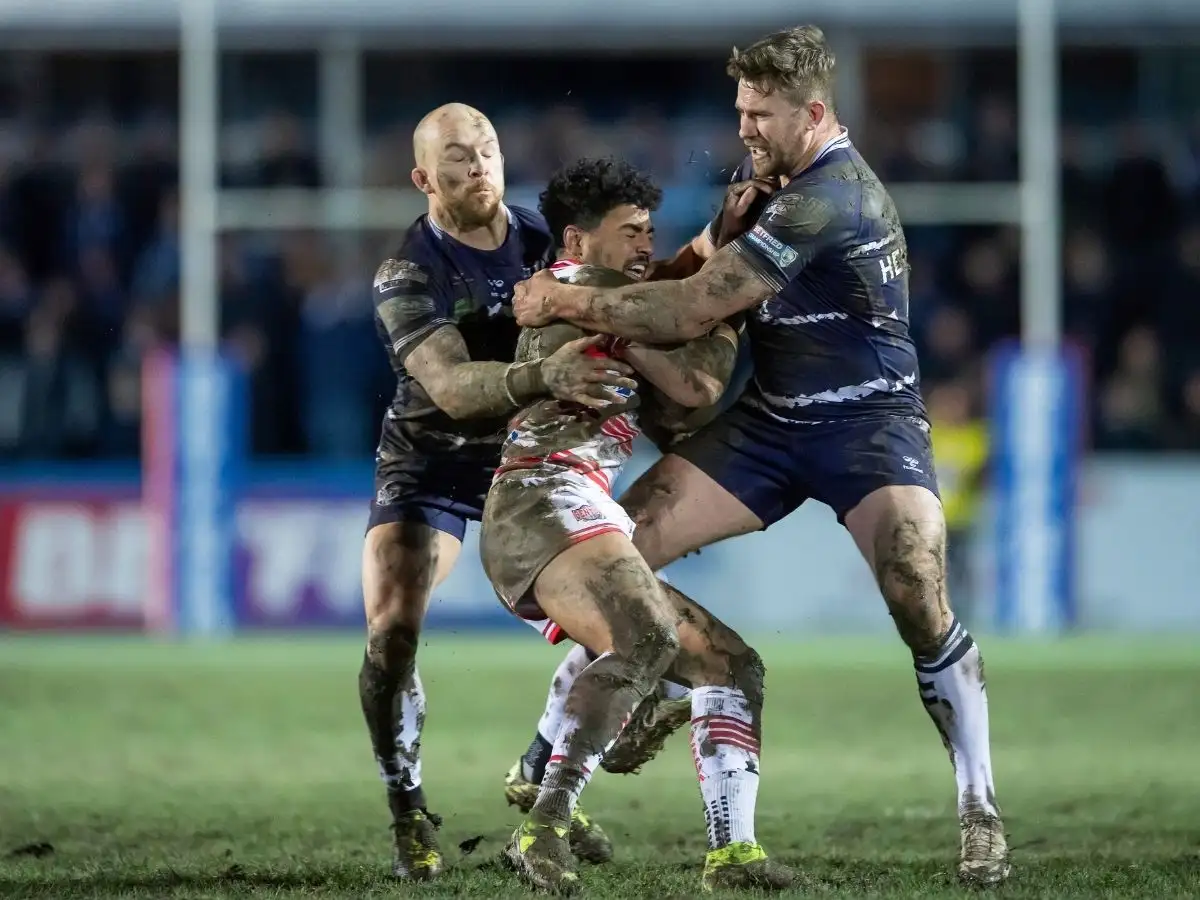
[493,259,642,495]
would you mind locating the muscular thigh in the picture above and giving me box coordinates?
[843,484,946,577]
[532,531,676,658]
[362,522,463,630]
[619,454,763,571]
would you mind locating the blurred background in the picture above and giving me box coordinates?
[0,0,1197,638]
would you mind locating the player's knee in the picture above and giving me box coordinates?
[865,506,949,650]
[620,616,680,684]
[364,587,426,644]
[876,541,949,655]
[361,620,419,683]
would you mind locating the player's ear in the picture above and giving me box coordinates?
[807,100,827,129]
[411,167,434,195]
[562,224,585,259]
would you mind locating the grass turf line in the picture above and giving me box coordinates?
[1,635,1197,898]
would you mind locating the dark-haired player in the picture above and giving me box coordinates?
[502,159,693,819]
[499,163,783,798]
[359,104,641,881]
[514,26,1010,887]
[483,157,794,894]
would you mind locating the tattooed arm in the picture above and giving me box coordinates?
[402,326,540,419]
[375,256,636,419]
[514,182,834,343]
[620,323,739,408]
[515,246,773,343]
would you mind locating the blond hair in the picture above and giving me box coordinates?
[727,25,836,108]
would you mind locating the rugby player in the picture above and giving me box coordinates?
[501,159,692,819]
[502,157,780,815]
[360,103,641,881]
[482,156,794,894]
[513,26,1011,887]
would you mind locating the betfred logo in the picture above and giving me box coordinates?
[0,500,146,626]
[571,504,603,522]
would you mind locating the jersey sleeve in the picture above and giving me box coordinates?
[704,155,754,245]
[727,182,838,294]
[372,256,453,363]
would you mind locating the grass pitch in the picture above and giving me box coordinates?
[0,635,1197,898]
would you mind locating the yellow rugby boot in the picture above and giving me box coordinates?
[701,840,795,892]
[504,761,613,863]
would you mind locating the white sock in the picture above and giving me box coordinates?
[689,685,760,849]
[533,651,629,823]
[523,643,593,783]
[915,617,999,817]
[377,667,425,794]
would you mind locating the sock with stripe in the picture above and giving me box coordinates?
[522,644,594,784]
[914,616,999,817]
[532,649,660,827]
[523,569,680,785]
[689,685,760,849]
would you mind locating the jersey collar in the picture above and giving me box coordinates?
[791,127,852,179]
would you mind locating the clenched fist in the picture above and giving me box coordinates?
[513,269,569,328]
[714,177,779,249]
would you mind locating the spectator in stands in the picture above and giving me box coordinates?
[1096,326,1167,451]
[0,50,1196,462]
[958,236,1018,347]
[1167,370,1200,451]
[1159,223,1200,390]
[0,246,32,352]
[19,279,100,457]
[1061,228,1114,352]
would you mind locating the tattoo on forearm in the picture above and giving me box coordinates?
[571,248,766,343]
[406,326,543,419]
[663,330,738,398]
[578,280,704,343]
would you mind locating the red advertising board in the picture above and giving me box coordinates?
[0,498,147,629]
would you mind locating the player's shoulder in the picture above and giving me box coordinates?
[509,204,555,261]
[509,204,550,236]
[374,218,438,297]
[758,174,845,238]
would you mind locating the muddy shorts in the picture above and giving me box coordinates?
[480,465,635,644]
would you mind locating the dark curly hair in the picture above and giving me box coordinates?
[539,157,663,250]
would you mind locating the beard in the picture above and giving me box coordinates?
[748,146,789,179]
[442,181,504,231]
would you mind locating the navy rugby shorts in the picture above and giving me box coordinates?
[673,393,940,527]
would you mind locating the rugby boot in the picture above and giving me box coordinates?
[701,841,796,892]
[504,761,613,863]
[390,809,445,881]
[504,819,581,895]
[601,684,691,775]
[958,804,1011,886]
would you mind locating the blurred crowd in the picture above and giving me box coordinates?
[0,48,1198,461]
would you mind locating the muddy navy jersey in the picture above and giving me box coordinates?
[371,205,553,479]
[726,136,925,423]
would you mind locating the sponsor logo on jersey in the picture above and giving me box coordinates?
[745,226,798,270]
[572,504,603,522]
